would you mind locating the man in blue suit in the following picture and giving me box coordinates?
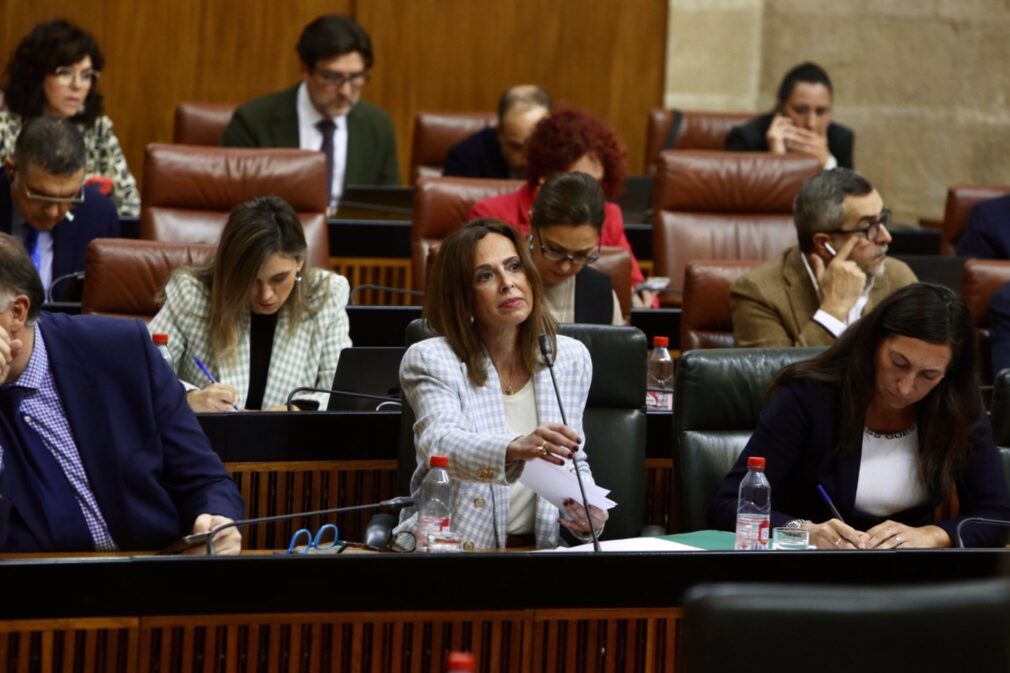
[955,194,1010,259]
[0,232,244,553]
[0,117,119,302]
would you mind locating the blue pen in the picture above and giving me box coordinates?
[191,355,240,411]
[816,484,845,523]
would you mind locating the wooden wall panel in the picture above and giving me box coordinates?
[0,1,664,189]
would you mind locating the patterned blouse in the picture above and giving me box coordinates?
[0,111,140,217]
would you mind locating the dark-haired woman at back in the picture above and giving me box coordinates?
[0,19,139,216]
[712,283,1010,548]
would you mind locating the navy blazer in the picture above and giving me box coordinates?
[955,195,1010,259]
[0,167,120,301]
[442,127,512,179]
[725,113,855,169]
[0,313,244,551]
[711,379,1010,547]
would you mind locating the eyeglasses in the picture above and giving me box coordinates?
[287,523,342,554]
[22,182,86,206]
[822,208,891,241]
[52,67,100,86]
[313,68,369,88]
[531,237,601,265]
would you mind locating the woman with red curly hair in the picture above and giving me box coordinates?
[470,107,646,295]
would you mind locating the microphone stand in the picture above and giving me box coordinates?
[539,334,601,552]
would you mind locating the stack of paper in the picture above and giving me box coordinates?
[518,458,617,511]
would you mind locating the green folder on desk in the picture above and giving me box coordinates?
[663,530,736,551]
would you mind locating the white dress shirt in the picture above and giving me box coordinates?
[296,82,348,207]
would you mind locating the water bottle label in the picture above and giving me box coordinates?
[645,390,673,410]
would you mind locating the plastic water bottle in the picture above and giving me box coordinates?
[416,455,452,552]
[447,652,475,672]
[735,456,771,550]
[152,333,174,372]
[646,336,674,410]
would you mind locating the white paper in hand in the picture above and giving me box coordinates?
[519,458,616,511]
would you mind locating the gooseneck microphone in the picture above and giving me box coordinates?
[954,517,1010,548]
[158,496,415,555]
[285,386,402,412]
[538,334,601,552]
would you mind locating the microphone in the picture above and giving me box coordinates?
[954,516,1010,548]
[349,284,424,305]
[285,386,401,412]
[538,334,601,552]
[158,496,415,555]
[46,271,85,303]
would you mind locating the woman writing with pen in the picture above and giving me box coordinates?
[149,196,351,412]
[711,283,1010,548]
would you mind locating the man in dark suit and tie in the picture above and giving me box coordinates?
[0,232,244,553]
[222,14,399,212]
[0,117,119,302]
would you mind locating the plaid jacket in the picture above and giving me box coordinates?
[395,334,594,550]
[148,269,351,409]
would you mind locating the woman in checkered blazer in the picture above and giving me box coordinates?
[149,196,350,412]
[395,219,607,550]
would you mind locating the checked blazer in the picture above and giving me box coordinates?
[148,269,351,409]
[395,334,595,550]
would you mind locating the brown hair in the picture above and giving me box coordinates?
[424,219,556,387]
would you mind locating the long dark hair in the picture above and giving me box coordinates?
[774,283,980,499]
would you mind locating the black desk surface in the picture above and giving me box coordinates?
[0,548,1005,619]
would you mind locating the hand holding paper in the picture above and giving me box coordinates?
[518,458,616,511]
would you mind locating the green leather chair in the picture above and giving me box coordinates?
[673,347,823,532]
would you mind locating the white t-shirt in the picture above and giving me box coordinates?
[854,424,928,517]
[502,377,538,535]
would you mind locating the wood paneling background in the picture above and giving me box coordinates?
[0,1,665,189]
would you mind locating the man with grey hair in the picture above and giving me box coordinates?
[731,168,916,347]
[0,233,243,552]
[443,84,551,179]
[1,117,119,301]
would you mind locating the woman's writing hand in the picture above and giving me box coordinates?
[187,383,239,412]
[807,518,868,550]
[506,422,580,466]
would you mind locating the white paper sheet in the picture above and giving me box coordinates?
[536,537,703,553]
[518,458,616,511]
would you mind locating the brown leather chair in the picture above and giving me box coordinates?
[940,185,1010,255]
[652,150,818,307]
[411,176,522,292]
[681,260,762,350]
[81,238,215,321]
[961,259,1010,382]
[173,102,237,146]
[410,111,498,183]
[140,144,330,269]
[644,109,755,173]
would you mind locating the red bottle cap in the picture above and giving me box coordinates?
[652,336,669,348]
[747,456,765,470]
[152,333,169,345]
[447,652,474,671]
[430,455,449,468]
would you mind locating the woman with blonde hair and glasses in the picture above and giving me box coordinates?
[149,196,350,412]
[394,218,607,550]
[0,19,140,216]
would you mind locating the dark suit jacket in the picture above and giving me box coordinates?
[725,113,855,169]
[443,127,511,179]
[989,281,1010,379]
[221,84,400,186]
[0,313,244,551]
[710,379,1010,547]
[955,195,1010,259]
[0,168,120,301]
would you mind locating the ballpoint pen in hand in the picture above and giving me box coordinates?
[816,484,845,523]
[191,355,240,412]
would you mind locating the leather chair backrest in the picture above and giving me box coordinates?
[411,176,523,292]
[681,260,761,350]
[651,151,816,305]
[398,320,648,541]
[961,259,1010,383]
[173,102,237,146]
[673,347,822,532]
[81,238,215,320]
[410,111,498,182]
[140,144,330,269]
[681,579,1010,673]
[941,185,1010,255]
[644,109,755,173]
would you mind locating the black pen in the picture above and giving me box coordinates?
[816,484,845,522]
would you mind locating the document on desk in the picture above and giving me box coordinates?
[537,537,703,552]
[519,458,616,511]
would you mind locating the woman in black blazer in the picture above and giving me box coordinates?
[712,283,1010,548]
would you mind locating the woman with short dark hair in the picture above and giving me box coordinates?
[0,19,140,216]
[712,283,1010,548]
[149,196,350,412]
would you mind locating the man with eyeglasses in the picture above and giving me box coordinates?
[731,168,916,347]
[222,14,398,212]
[0,117,119,302]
